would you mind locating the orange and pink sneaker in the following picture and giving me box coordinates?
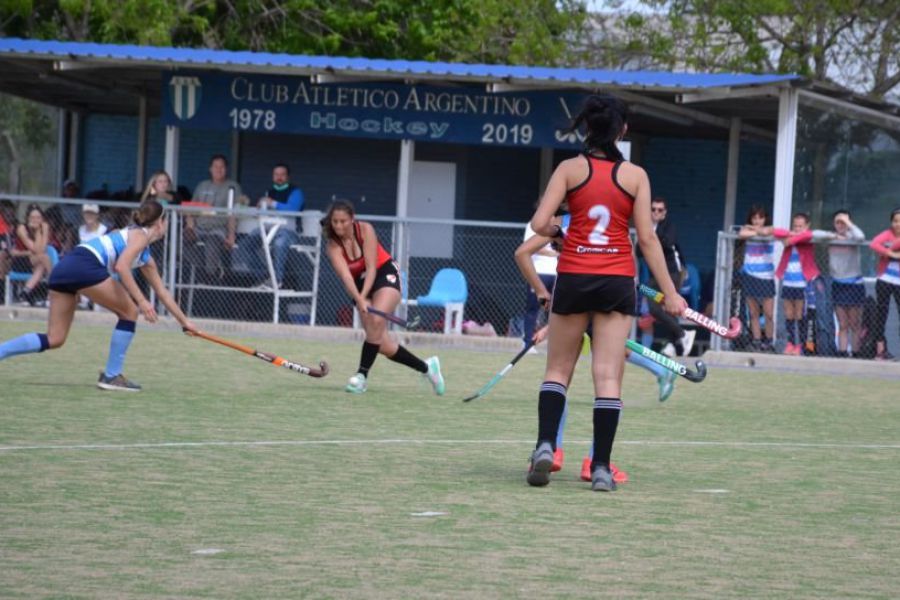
[581,457,628,484]
[550,447,565,472]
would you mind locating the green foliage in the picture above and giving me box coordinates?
[0,0,588,66]
[585,0,900,99]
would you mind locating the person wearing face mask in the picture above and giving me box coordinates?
[0,200,197,391]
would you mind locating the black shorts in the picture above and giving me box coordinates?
[48,247,110,295]
[355,260,401,298]
[741,272,776,300]
[551,273,636,316]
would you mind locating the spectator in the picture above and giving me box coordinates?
[60,179,83,227]
[814,210,866,357]
[641,197,695,357]
[185,155,240,279]
[774,212,819,355]
[737,204,776,352]
[10,204,54,305]
[869,207,900,361]
[0,199,14,281]
[76,203,108,309]
[240,163,305,289]
[520,207,561,349]
[140,171,182,206]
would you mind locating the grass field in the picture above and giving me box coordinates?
[1,319,899,599]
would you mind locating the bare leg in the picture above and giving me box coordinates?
[835,306,849,352]
[762,297,775,340]
[747,297,762,340]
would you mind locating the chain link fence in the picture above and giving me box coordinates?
[1,195,536,341]
[713,230,900,359]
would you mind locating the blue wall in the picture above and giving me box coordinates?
[78,115,775,279]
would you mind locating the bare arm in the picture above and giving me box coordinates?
[17,225,35,253]
[114,231,156,323]
[139,258,196,331]
[326,240,366,308]
[626,164,685,315]
[357,222,380,304]
[530,163,571,238]
[514,234,553,304]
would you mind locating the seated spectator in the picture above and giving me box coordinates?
[243,163,305,289]
[10,204,55,305]
[185,154,240,279]
[0,199,14,281]
[76,203,108,309]
[140,170,183,206]
[60,179,83,227]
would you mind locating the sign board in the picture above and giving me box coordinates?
[163,72,596,149]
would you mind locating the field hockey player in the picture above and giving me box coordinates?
[322,199,444,395]
[0,200,197,391]
[524,94,686,492]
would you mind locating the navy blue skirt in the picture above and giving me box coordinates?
[48,247,110,295]
[781,285,806,301]
[740,272,775,300]
[832,281,866,307]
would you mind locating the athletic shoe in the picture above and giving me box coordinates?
[582,458,628,484]
[345,372,367,394]
[591,464,617,492]
[661,342,677,358]
[680,329,696,357]
[526,441,554,487]
[423,356,445,396]
[550,447,564,472]
[97,372,142,392]
[581,456,592,482]
[657,370,676,402]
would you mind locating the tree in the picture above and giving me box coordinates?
[0,0,587,66]
[582,0,900,101]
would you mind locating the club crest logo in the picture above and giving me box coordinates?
[169,76,202,121]
[386,274,397,284]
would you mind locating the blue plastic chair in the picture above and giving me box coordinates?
[4,245,60,305]
[415,268,468,334]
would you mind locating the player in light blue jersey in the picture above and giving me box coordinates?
[0,200,197,391]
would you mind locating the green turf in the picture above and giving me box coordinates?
[1,320,899,599]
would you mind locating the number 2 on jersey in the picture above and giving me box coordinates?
[588,204,611,245]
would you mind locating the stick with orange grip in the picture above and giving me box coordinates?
[184,330,329,378]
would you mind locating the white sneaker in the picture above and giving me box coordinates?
[423,356,445,396]
[661,342,676,358]
[680,329,697,357]
[345,372,367,394]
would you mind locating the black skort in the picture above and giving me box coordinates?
[355,260,402,298]
[551,273,636,316]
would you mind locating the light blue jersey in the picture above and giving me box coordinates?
[79,227,152,275]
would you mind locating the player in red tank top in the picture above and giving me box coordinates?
[323,199,444,396]
[523,94,687,492]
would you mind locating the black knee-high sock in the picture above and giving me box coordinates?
[388,345,427,373]
[592,397,622,470]
[537,381,567,450]
[785,319,797,345]
[357,341,380,376]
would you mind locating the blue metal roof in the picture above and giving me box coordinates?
[0,38,799,91]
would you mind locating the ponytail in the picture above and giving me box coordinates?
[133,199,164,227]
[567,94,630,161]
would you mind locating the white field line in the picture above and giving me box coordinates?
[1,439,899,453]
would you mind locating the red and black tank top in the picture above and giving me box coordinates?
[342,221,392,279]
[557,155,636,277]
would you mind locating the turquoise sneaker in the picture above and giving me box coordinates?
[657,371,676,402]
[345,373,367,394]
[424,356,445,396]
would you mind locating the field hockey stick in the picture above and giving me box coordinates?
[463,341,536,402]
[365,307,421,330]
[639,284,742,339]
[626,339,707,382]
[184,330,329,378]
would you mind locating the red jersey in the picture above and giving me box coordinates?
[557,156,635,277]
[342,221,392,278]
